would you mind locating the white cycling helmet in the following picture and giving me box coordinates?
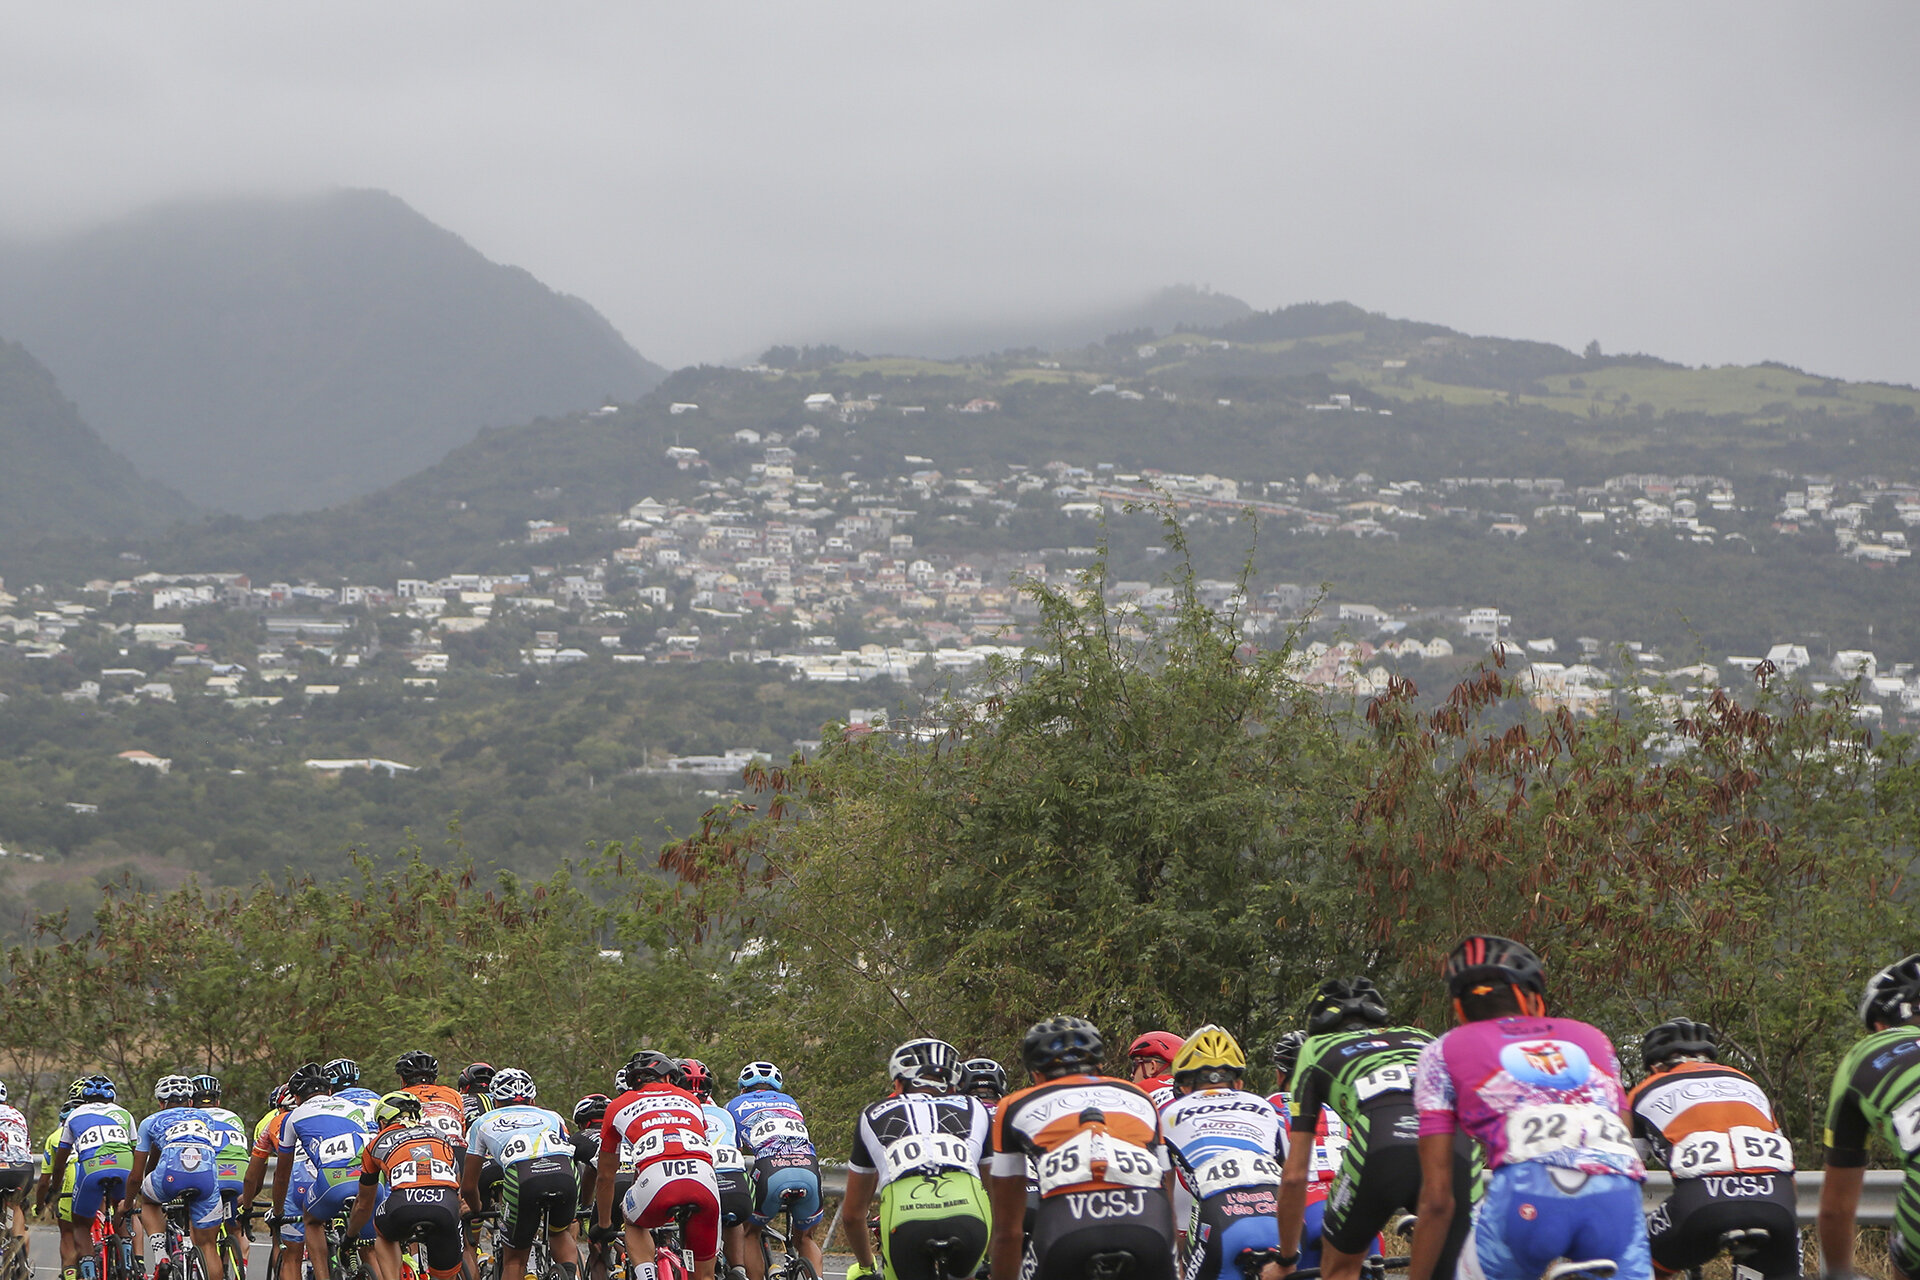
[154,1075,196,1105]
[888,1039,959,1091]
[489,1067,537,1104]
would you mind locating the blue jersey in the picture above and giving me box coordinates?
[464,1105,573,1168]
[702,1101,747,1175]
[58,1103,136,1169]
[279,1096,370,1180]
[726,1089,814,1158]
[136,1107,221,1156]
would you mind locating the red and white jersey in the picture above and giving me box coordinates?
[601,1083,713,1173]
[1268,1091,1347,1183]
[1139,1075,1178,1113]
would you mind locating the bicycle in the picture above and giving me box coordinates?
[465,1209,566,1280]
[145,1201,213,1280]
[94,1201,141,1280]
[757,1188,817,1280]
[0,1182,32,1280]
[650,1202,702,1280]
[214,1206,249,1280]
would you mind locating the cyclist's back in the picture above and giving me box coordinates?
[1159,1028,1280,1280]
[0,1086,31,1206]
[597,1052,721,1279]
[1410,937,1648,1280]
[724,1062,823,1241]
[987,1017,1173,1280]
[356,1093,464,1280]
[1628,1020,1797,1280]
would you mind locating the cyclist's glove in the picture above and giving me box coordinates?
[588,1223,620,1245]
[847,1265,876,1280]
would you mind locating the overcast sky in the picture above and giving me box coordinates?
[2,2,1915,380]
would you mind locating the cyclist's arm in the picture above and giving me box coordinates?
[1275,1128,1315,1263]
[461,1151,485,1217]
[43,1146,69,1206]
[1817,1163,1866,1275]
[841,1170,878,1272]
[593,1148,617,1233]
[985,1172,1027,1280]
[345,1171,378,1240]
[125,1146,149,1200]
[1407,1133,1457,1280]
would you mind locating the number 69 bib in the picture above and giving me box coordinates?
[1036,1130,1161,1195]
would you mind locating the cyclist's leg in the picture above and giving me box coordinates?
[1297,1189,1327,1274]
[1318,1144,1422,1280]
[879,1173,991,1280]
[759,1160,821,1275]
[740,1162,774,1280]
[1184,1189,1278,1280]
[305,1179,360,1280]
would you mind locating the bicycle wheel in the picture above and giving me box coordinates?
[790,1258,819,1280]
[184,1246,212,1280]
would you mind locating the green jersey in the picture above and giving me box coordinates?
[1825,1025,1920,1245]
[1290,1025,1432,1149]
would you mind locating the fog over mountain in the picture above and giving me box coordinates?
[0,190,664,516]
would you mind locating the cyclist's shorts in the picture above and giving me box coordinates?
[1030,1186,1175,1280]
[1460,1164,1651,1280]
[750,1153,822,1231]
[0,1163,33,1197]
[308,1175,378,1239]
[214,1152,247,1196]
[502,1155,577,1251]
[878,1171,989,1280]
[1646,1173,1799,1280]
[714,1167,752,1228]
[477,1159,504,1210]
[1182,1185,1277,1280]
[143,1149,225,1230]
[1323,1140,1464,1270]
[374,1186,464,1275]
[73,1165,127,1223]
[282,1170,314,1242]
[623,1157,721,1261]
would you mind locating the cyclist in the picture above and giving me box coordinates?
[594,1050,721,1280]
[1267,1032,1345,1271]
[987,1016,1174,1280]
[956,1061,1007,1112]
[240,1079,310,1280]
[1282,978,1468,1280]
[1818,953,1920,1280]
[844,1038,991,1280]
[459,1064,497,1126]
[45,1077,134,1280]
[35,1096,83,1280]
[1628,1018,1798,1280]
[684,1060,751,1279]
[1160,1027,1284,1280]
[724,1060,822,1280]
[271,1061,374,1280]
[1128,1033,1186,1111]
[345,1092,463,1280]
[325,1060,381,1123]
[1409,936,1648,1280]
[0,1079,32,1257]
[189,1075,251,1226]
[571,1095,614,1280]
[127,1074,227,1280]
[464,1068,580,1280]
[395,1052,468,1149]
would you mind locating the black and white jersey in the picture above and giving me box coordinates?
[847,1092,991,1191]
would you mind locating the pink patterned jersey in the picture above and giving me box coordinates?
[1412,1015,1644,1179]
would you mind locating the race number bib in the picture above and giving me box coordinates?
[86,1124,132,1150]
[881,1133,973,1179]
[390,1158,459,1186]
[1354,1064,1414,1103]
[1195,1152,1282,1193]
[1035,1129,1160,1195]
[1729,1126,1793,1172]
[747,1115,810,1147]
[710,1145,746,1172]
[1891,1093,1920,1155]
[316,1132,363,1166]
[1504,1104,1635,1163]
[165,1120,215,1144]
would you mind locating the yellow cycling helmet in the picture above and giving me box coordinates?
[1171,1024,1246,1086]
[375,1090,424,1127]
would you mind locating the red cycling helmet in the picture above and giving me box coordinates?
[1127,1031,1185,1068]
[681,1058,713,1100]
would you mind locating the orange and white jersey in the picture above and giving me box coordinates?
[1626,1061,1792,1178]
[989,1074,1165,1198]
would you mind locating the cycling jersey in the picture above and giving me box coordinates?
[1825,1024,1920,1268]
[361,1122,462,1191]
[1138,1076,1178,1113]
[726,1087,821,1229]
[1267,1092,1347,1184]
[0,1104,28,1163]
[851,1093,993,1280]
[606,1083,721,1258]
[279,1095,373,1223]
[1415,1015,1648,1280]
[402,1084,468,1147]
[701,1101,751,1227]
[1161,1088,1281,1280]
[334,1088,381,1126]
[468,1103,576,1248]
[1630,1062,1794,1179]
[136,1106,224,1229]
[360,1122,463,1278]
[41,1129,77,1222]
[200,1107,250,1196]
[465,1105,574,1169]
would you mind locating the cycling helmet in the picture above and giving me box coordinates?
[957,1058,1008,1101]
[324,1058,362,1089]
[573,1094,611,1127]
[1170,1025,1246,1088]
[78,1075,116,1103]
[190,1074,221,1104]
[1304,977,1391,1035]
[375,1091,423,1127]
[681,1059,713,1100]
[458,1062,496,1093]
[59,1098,80,1120]
[1444,935,1547,1017]
[888,1038,960,1092]
[394,1050,440,1084]
[1127,1031,1185,1068]
[287,1062,331,1101]
[736,1061,784,1092]
[489,1068,537,1104]
[613,1065,631,1093]
[267,1084,291,1112]
[666,1059,692,1091]
[1023,1016,1104,1078]
[627,1051,681,1089]
[1640,1018,1720,1071]
[1860,954,1920,1029]
[0,1080,7,1104]
[153,1075,196,1106]
[1270,1031,1307,1080]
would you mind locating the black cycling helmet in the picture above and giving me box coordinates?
[190,1073,221,1104]
[1270,1030,1308,1080]
[286,1062,331,1101]
[1304,977,1391,1035]
[395,1050,440,1084]
[625,1050,678,1088]
[1022,1016,1103,1079]
[458,1062,496,1093]
[324,1058,361,1089]
[1641,1018,1719,1071]
[1444,936,1546,1000]
[1860,954,1920,1029]
[957,1058,1007,1101]
[573,1094,611,1127]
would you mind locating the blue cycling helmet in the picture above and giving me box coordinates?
[79,1074,117,1102]
[737,1061,784,1092]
